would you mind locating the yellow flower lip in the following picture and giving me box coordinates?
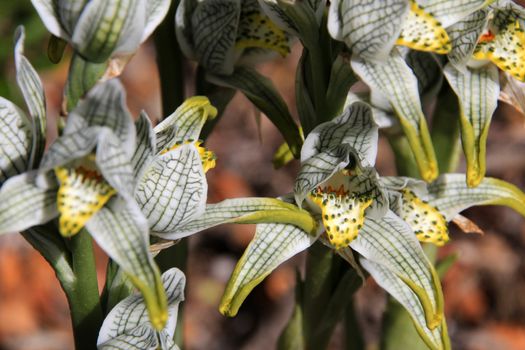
[55,165,116,237]
[309,185,372,250]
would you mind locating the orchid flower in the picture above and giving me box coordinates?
[439,0,525,187]
[31,0,171,63]
[98,268,185,350]
[131,96,218,237]
[0,65,169,330]
[175,0,292,75]
[325,1,493,183]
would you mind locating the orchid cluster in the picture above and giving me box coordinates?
[1,0,525,350]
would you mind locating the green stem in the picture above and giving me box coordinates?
[154,0,184,115]
[69,230,104,350]
[344,297,365,350]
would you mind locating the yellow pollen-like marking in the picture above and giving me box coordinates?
[396,1,451,54]
[236,13,290,57]
[473,21,525,82]
[55,166,116,237]
[309,187,372,250]
[161,140,216,173]
[399,189,449,246]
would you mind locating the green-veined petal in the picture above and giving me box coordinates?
[351,50,438,182]
[328,0,409,61]
[98,268,185,348]
[136,143,207,233]
[14,26,47,169]
[427,173,525,220]
[446,9,489,68]
[0,172,58,235]
[418,0,491,27]
[86,199,167,330]
[220,222,319,317]
[352,211,446,343]
[132,111,156,180]
[443,64,499,187]
[0,97,32,182]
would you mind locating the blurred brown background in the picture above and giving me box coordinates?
[2,3,525,350]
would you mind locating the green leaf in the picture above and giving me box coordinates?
[295,51,317,134]
[86,199,167,331]
[328,0,409,61]
[0,172,58,234]
[159,197,317,240]
[428,173,525,220]
[300,101,378,166]
[136,144,207,234]
[71,0,145,62]
[207,66,303,157]
[220,222,318,317]
[65,53,107,111]
[14,26,47,169]
[418,0,492,27]
[443,64,499,187]
[352,50,438,182]
[325,55,357,119]
[98,268,185,350]
[154,96,217,150]
[0,97,32,182]
[353,211,448,349]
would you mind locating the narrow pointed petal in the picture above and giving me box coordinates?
[428,173,525,220]
[300,101,378,167]
[351,51,438,182]
[220,223,318,317]
[14,26,46,169]
[158,197,314,240]
[328,0,409,61]
[131,111,156,179]
[86,199,167,331]
[444,64,499,187]
[136,144,207,233]
[361,258,449,350]
[207,67,303,157]
[0,172,58,234]
[98,268,185,347]
[155,96,217,150]
[396,1,451,54]
[352,211,445,334]
[0,97,32,181]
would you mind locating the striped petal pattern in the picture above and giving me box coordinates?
[352,51,438,182]
[220,222,318,317]
[443,64,499,187]
[98,268,185,350]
